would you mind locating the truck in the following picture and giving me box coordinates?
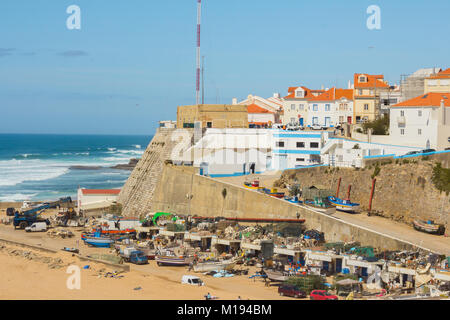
[119,247,148,265]
[13,197,73,230]
[25,222,48,232]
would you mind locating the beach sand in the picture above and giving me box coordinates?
[0,241,292,300]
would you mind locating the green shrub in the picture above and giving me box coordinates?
[431,162,450,195]
[371,163,381,179]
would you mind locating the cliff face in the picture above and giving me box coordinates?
[118,128,191,217]
[276,158,450,226]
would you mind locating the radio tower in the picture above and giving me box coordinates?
[196,0,202,105]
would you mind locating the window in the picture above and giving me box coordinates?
[296,142,305,148]
[400,110,404,116]
[310,142,319,148]
[359,89,363,95]
[339,116,344,123]
[299,104,304,110]
[207,122,212,128]
[291,104,295,110]
[313,104,318,111]
[312,117,318,124]
[359,76,367,83]
[418,110,422,117]
[325,104,330,111]
[276,141,285,148]
[290,117,296,123]
[364,104,369,110]
[296,158,305,162]
[296,91,304,98]
[418,129,422,135]
[400,129,405,135]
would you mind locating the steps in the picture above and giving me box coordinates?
[118,128,193,217]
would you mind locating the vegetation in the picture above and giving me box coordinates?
[108,203,122,215]
[355,128,363,133]
[431,162,450,195]
[371,163,381,179]
[362,114,390,135]
[352,144,360,150]
[289,184,301,197]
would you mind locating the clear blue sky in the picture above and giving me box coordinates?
[1,0,449,135]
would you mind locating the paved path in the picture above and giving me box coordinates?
[217,174,450,256]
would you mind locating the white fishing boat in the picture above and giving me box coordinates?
[193,259,236,273]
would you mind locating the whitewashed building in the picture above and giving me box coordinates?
[307,88,354,127]
[389,92,450,150]
[282,86,325,126]
[76,189,121,213]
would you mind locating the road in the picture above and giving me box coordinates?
[217,173,450,256]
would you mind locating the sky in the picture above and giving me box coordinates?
[0,0,449,135]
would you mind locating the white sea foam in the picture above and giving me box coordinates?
[134,144,141,149]
[0,193,38,202]
[0,159,70,187]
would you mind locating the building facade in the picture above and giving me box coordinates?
[353,74,390,123]
[282,87,324,126]
[389,92,450,150]
[177,104,248,129]
[425,68,450,94]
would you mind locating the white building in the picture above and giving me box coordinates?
[307,88,354,128]
[389,92,450,150]
[234,93,283,124]
[282,86,324,126]
[76,189,121,213]
[247,104,276,128]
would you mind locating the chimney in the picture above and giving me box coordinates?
[232,98,238,105]
[348,80,351,89]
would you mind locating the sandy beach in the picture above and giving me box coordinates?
[0,241,290,300]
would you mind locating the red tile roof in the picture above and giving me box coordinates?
[284,86,322,99]
[354,73,389,88]
[392,92,450,107]
[247,104,274,113]
[81,189,121,195]
[307,88,354,102]
[428,68,450,79]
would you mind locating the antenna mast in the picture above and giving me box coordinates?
[196,0,202,105]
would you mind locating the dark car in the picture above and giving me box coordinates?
[310,290,338,300]
[421,149,436,153]
[6,208,16,216]
[404,151,419,156]
[278,285,306,298]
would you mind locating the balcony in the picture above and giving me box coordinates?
[397,116,406,125]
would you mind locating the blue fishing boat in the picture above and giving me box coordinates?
[284,196,303,205]
[82,229,115,248]
[328,196,360,213]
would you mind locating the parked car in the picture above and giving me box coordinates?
[272,123,284,130]
[278,285,306,298]
[445,147,450,151]
[310,290,338,300]
[421,149,436,153]
[25,222,48,232]
[287,123,300,131]
[181,275,204,286]
[310,124,323,130]
[404,151,419,156]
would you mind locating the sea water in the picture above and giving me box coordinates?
[0,134,152,201]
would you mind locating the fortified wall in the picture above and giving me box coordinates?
[149,164,434,253]
[118,128,193,217]
[276,156,450,226]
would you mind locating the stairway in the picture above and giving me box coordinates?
[118,128,193,217]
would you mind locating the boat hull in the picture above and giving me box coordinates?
[83,238,114,248]
[413,220,444,235]
[328,197,360,213]
[156,255,191,266]
[193,261,235,272]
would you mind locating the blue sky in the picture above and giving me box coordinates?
[0,0,449,135]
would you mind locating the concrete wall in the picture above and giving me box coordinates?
[150,164,433,253]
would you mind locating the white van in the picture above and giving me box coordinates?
[25,222,47,232]
[181,275,204,286]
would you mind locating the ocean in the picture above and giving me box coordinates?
[0,134,153,202]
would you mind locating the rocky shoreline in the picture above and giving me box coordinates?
[69,158,139,171]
